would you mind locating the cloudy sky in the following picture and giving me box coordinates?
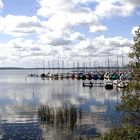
[0,0,139,68]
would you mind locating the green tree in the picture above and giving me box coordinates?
[116,27,140,126]
[129,27,140,82]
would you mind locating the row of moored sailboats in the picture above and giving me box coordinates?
[28,71,130,89]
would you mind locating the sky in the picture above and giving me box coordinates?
[0,0,140,68]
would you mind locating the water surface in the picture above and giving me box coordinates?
[0,69,122,140]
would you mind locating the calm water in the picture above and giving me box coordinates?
[0,69,122,140]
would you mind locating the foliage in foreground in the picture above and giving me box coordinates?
[116,83,140,126]
[116,27,140,126]
[96,125,140,140]
[75,125,140,140]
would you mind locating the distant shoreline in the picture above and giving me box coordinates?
[0,67,24,70]
[0,66,129,70]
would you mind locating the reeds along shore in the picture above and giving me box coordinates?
[38,104,82,132]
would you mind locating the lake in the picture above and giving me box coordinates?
[0,69,122,140]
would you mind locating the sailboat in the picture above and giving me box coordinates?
[104,54,113,90]
[117,81,128,88]
[40,60,46,78]
[105,80,113,90]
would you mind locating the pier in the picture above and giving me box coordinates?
[83,82,104,87]
[91,82,104,87]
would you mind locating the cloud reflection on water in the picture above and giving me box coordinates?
[0,73,122,139]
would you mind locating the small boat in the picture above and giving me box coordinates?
[64,73,70,79]
[75,73,81,79]
[40,73,46,78]
[28,74,39,77]
[98,74,104,80]
[92,74,98,80]
[86,73,92,80]
[113,80,121,86]
[53,73,59,79]
[81,74,86,80]
[59,73,64,79]
[70,73,75,79]
[105,81,113,90]
[48,73,54,79]
[120,73,127,81]
[110,73,119,80]
[117,81,128,88]
[104,72,110,80]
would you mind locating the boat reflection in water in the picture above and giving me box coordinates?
[0,69,122,140]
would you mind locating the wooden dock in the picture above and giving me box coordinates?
[92,82,104,87]
[83,82,104,87]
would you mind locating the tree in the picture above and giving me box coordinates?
[116,27,140,126]
[129,27,140,82]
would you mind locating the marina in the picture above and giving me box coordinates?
[0,0,139,139]
[27,68,130,90]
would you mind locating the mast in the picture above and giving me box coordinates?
[58,59,59,69]
[117,55,119,73]
[77,59,79,72]
[67,60,68,73]
[48,61,50,69]
[83,61,85,73]
[57,59,60,73]
[122,46,124,72]
[52,60,54,74]
[108,54,110,73]
[43,60,45,73]
[62,59,64,73]
[62,59,64,69]
[72,60,75,70]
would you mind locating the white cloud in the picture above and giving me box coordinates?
[37,0,106,33]
[37,0,74,17]
[37,0,139,19]
[45,13,70,30]
[0,38,40,61]
[0,34,132,67]
[38,28,85,46]
[73,35,132,59]
[0,15,44,36]
[36,0,140,39]
[43,11,100,32]
[0,0,138,67]
[90,24,107,32]
[69,32,85,40]
[94,1,135,18]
